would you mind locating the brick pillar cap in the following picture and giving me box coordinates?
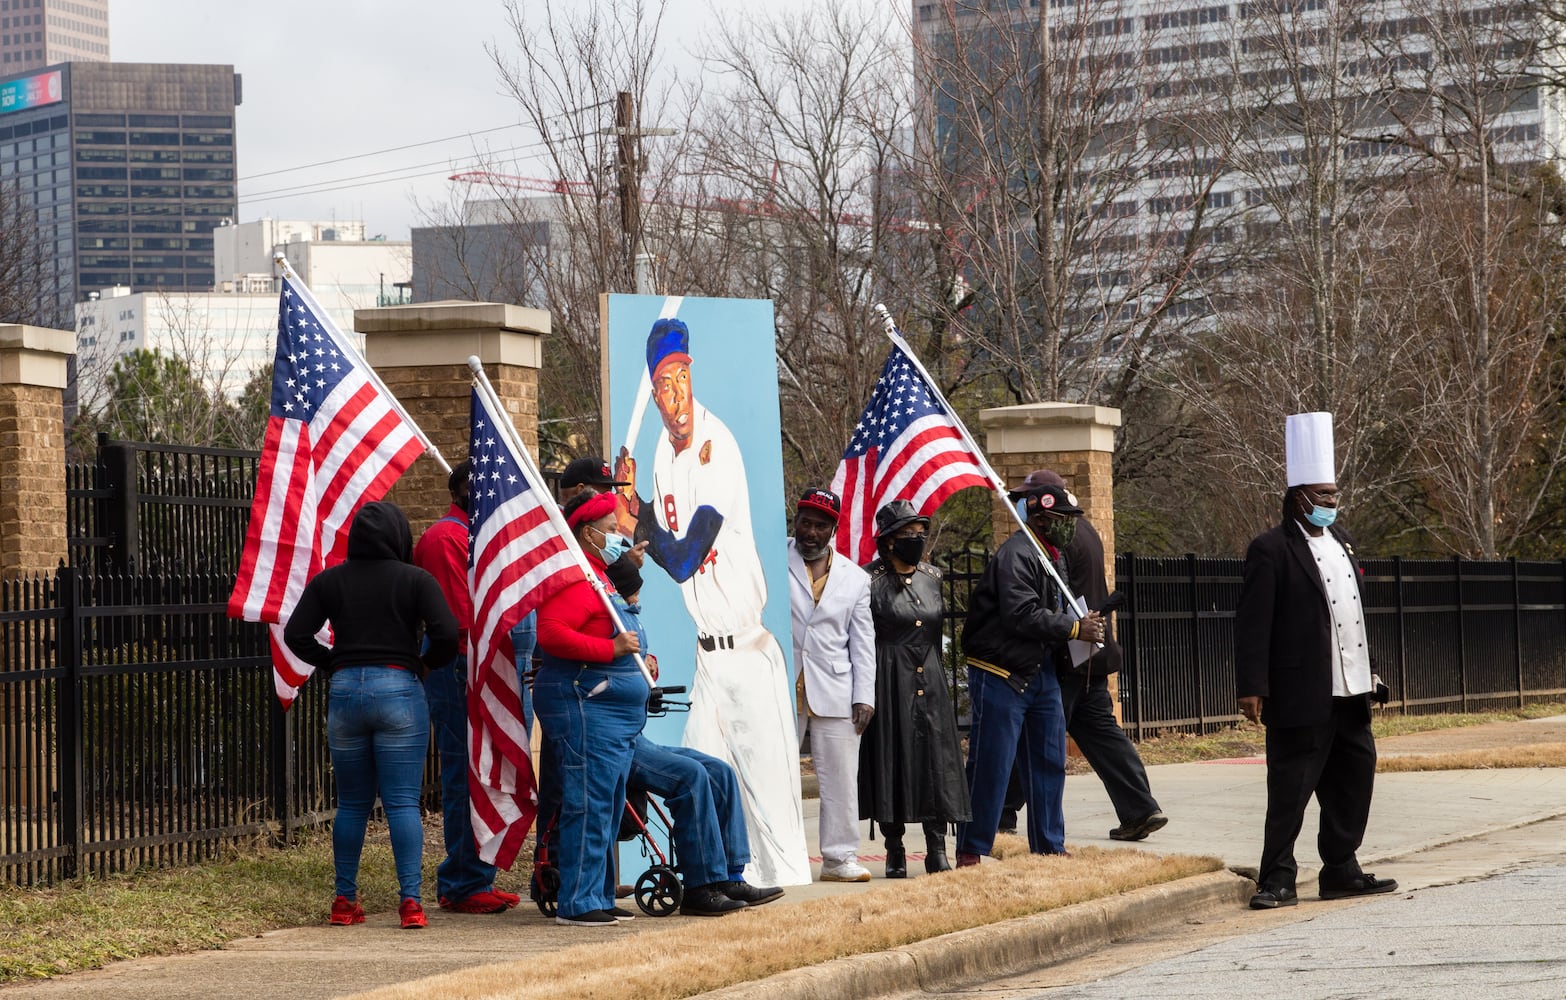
[0,324,77,356]
[353,301,549,336]
[979,402,1121,454]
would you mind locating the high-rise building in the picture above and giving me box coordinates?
[0,62,240,323]
[0,0,109,74]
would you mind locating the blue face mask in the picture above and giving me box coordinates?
[1304,503,1338,528]
[598,530,632,564]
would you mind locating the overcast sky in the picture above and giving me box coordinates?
[111,0,790,240]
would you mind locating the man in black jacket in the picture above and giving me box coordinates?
[955,471,1104,865]
[1235,412,1396,909]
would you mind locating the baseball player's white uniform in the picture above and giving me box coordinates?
[647,401,812,887]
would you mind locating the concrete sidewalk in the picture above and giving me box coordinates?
[11,717,1566,1000]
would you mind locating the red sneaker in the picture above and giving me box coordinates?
[491,889,521,909]
[399,898,427,929]
[330,896,365,926]
[440,890,511,914]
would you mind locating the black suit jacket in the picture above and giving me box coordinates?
[1062,519,1122,675]
[1234,519,1373,728]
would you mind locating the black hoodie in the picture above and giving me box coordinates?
[284,501,459,674]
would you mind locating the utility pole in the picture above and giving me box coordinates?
[606,90,675,293]
[615,90,640,290]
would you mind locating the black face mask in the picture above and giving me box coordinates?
[890,536,927,566]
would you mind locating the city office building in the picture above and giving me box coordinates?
[0,61,240,323]
[0,0,108,74]
[76,220,412,405]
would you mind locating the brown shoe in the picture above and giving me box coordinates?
[955,852,982,868]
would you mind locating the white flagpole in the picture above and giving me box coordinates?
[274,251,451,475]
[872,302,1090,622]
[467,356,657,689]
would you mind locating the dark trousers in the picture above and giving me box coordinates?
[1059,671,1159,825]
[1259,696,1377,890]
[1002,672,1159,827]
[957,667,1067,856]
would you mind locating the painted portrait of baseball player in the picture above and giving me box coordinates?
[604,296,811,888]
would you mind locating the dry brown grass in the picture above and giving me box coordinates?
[348,846,1220,1000]
[1378,743,1566,772]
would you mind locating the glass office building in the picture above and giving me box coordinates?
[0,62,240,322]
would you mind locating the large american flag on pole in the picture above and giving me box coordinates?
[227,277,425,706]
[465,384,586,867]
[831,342,991,563]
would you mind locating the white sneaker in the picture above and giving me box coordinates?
[820,859,872,883]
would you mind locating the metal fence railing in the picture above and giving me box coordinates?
[1116,554,1566,739]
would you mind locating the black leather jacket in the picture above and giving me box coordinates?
[961,528,1078,679]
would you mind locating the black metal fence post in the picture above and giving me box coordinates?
[1454,556,1468,712]
[1512,557,1524,708]
[1187,553,1205,730]
[99,441,139,575]
[54,565,85,880]
[1123,553,1142,741]
[1393,556,1408,711]
[269,696,297,846]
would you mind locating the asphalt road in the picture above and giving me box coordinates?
[917,816,1566,1000]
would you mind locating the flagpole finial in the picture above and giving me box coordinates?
[467,356,484,376]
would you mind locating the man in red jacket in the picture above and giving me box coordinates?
[412,460,520,914]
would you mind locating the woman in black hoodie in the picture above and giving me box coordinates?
[285,501,458,929]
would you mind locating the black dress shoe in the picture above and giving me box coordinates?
[680,884,746,916]
[884,840,907,879]
[723,881,783,905]
[1109,810,1169,842]
[1319,873,1398,900]
[1249,885,1298,909]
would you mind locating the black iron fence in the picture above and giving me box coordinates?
[7,439,1564,885]
[1115,554,1566,739]
[0,565,336,886]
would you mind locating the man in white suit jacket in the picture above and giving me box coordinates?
[787,487,877,882]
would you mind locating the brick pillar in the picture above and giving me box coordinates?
[356,302,547,530]
[0,324,75,578]
[0,324,74,812]
[979,402,1124,719]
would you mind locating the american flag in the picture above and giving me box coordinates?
[831,341,991,563]
[465,384,586,867]
[227,277,425,706]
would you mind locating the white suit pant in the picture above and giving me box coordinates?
[797,712,862,866]
[683,626,811,886]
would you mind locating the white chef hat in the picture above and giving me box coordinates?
[1285,412,1335,487]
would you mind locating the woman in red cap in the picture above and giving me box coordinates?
[532,490,646,927]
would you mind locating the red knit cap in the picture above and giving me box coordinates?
[565,490,618,529]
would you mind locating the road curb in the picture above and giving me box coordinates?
[695,869,1254,999]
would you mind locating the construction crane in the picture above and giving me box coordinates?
[447,171,597,197]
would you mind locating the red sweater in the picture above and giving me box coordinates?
[537,558,618,664]
[412,504,471,645]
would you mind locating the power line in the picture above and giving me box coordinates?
[238,124,526,182]
[238,140,557,200]
[237,101,616,183]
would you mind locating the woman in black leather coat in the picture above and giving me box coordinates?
[857,500,971,876]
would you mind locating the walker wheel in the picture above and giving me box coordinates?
[634,865,682,916]
[534,865,561,917]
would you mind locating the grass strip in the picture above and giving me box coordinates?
[1378,742,1566,772]
[1131,701,1566,767]
[0,826,530,983]
[347,845,1221,1000]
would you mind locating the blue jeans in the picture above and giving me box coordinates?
[423,655,497,901]
[957,666,1067,856]
[629,736,750,888]
[328,666,430,901]
[532,659,646,918]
